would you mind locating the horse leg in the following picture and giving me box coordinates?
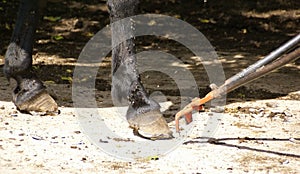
[4,0,57,113]
[107,0,173,139]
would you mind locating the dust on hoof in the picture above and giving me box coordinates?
[15,90,58,115]
[128,110,173,140]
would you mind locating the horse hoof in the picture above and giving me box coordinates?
[15,90,58,115]
[128,110,173,140]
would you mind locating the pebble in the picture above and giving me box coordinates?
[210,106,225,113]
[270,109,284,114]
[18,133,25,136]
[251,114,260,119]
[266,102,278,108]
[32,135,44,141]
[282,160,289,165]
[74,131,81,134]
[284,110,293,117]
[248,108,256,113]
[256,112,264,117]
[11,113,18,117]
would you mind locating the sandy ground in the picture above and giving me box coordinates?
[0,92,299,173]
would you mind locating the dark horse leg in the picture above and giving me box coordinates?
[107,0,173,139]
[4,0,172,139]
[3,0,57,113]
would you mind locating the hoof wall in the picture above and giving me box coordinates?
[129,110,173,140]
[15,90,58,115]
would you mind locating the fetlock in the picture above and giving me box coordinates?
[4,42,33,80]
[126,81,160,120]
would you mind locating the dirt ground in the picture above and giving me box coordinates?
[0,0,299,173]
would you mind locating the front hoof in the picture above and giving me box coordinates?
[14,90,58,115]
[128,110,173,140]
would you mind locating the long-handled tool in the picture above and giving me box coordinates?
[175,33,300,132]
